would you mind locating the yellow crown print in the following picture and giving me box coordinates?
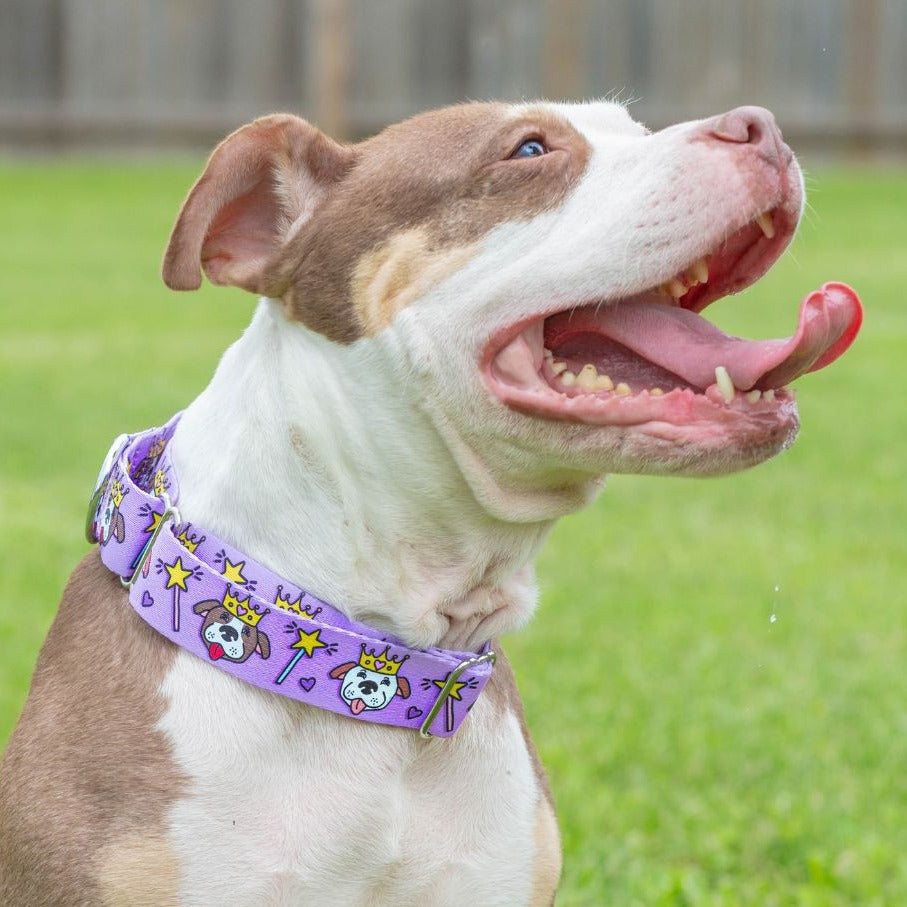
[110,480,125,508]
[222,587,269,628]
[153,469,167,497]
[177,527,204,554]
[274,586,319,620]
[358,644,408,677]
[148,438,167,458]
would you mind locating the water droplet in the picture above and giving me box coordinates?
[770,613,777,624]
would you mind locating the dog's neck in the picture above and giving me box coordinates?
[170,300,570,651]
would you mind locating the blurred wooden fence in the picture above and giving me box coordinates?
[1,0,905,154]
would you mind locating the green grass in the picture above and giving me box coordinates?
[1,160,905,905]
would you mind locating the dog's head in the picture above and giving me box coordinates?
[329,660,411,715]
[193,600,271,664]
[162,101,860,520]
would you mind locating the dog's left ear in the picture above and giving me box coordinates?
[396,676,411,699]
[255,630,271,660]
[162,114,354,295]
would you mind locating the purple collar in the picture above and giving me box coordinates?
[86,415,495,737]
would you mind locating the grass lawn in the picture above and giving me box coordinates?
[1,159,905,905]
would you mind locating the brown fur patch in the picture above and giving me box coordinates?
[529,798,562,906]
[485,646,557,809]
[0,553,185,905]
[97,833,181,907]
[484,647,562,900]
[277,102,591,342]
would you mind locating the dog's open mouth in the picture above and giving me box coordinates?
[483,209,862,426]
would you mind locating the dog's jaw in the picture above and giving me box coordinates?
[169,301,550,652]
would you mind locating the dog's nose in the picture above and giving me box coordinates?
[220,624,239,642]
[358,680,378,695]
[704,106,792,169]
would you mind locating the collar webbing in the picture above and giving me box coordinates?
[87,416,495,737]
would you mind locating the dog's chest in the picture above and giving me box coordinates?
[157,651,541,905]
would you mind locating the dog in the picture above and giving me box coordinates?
[0,100,860,905]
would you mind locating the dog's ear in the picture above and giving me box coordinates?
[162,114,353,295]
[255,630,271,660]
[192,601,216,616]
[395,676,411,699]
[329,662,356,680]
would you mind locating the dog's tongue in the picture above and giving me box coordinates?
[349,698,366,715]
[550,282,862,391]
[208,642,225,661]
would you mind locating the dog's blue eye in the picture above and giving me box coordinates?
[510,139,547,159]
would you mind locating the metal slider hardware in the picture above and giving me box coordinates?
[419,650,497,738]
[120,492,181,589]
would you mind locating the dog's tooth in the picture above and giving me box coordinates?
[691,257,709,284]
[650,387,664,396]
[560,370,577,386]
[577,364,599,390]
[594,373,614,391]
[666,278,687,299]
[614,382,631,396]
[714,365,735,403]
[543,348,553,359]
[763,388,775,401]
[746,389,762,403]
[756,211,776,239]
[551,360,568,375]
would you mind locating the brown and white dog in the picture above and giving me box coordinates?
[0,100,854,905]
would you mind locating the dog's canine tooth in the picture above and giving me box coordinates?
[594,373,614,391]
[756,211,775,239]
[746,389,762,403]
[690,257,709,284]
[560,370,577,386]
[614,382,631,396]
[714,366,735,403]
[551,360,568,375]
[577,364,599,390]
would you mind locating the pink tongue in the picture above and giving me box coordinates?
[548,282,862,391]
[350,698,366,715]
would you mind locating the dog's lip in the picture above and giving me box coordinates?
[480,208,863,427]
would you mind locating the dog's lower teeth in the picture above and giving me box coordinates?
[666,278,687,299]
[763,389,775,401]
[615,382,631,396]
[714,365,736,403]
[650,387,664,396]
[551,360,568,375]
[577,364,599,390]
[594,374,614,391]
[560,370,577,386]
[746,389,762,403]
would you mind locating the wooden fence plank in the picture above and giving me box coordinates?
[0,0,904,151]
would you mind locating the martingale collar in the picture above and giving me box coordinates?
[86,416,495,738]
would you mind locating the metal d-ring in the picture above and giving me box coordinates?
[120,492,181,589]
[419,650,497,738]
